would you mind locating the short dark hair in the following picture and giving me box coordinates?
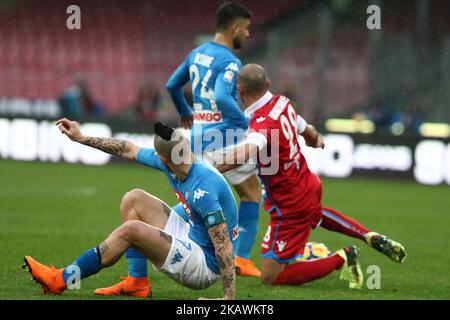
[216,2,252,31]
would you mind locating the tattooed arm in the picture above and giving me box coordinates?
[56,118,140,160]
[207,222,235,300]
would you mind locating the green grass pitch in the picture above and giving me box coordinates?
[1,159,449,300]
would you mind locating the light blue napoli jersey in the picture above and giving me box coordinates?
[167,41,249,154]
[136,148,239,274]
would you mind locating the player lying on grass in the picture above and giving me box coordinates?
[23,120,239,299]
[213,64,407,288]
[167,2,261,277]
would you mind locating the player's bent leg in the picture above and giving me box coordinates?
[108,189,172,295]
[95,220,172,297]
[320,207,370,241]
[261,248,363,289]
[120,188,170,229]
[23,221,170,296]
[321,207,407,263]
[231,173,261,277]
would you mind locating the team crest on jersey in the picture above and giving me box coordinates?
[276,240,287,252]
[193,188,209,202]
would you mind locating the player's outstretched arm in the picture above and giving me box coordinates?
[207,222,235,300]
[214,143,258,173]
[56,118,140,160]
[301,124,325,149]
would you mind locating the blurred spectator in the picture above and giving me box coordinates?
[364,100,397,132]
[134,83,161,122]
[394,105,423,134]
[359,100,422,134]
[58,76,104,121]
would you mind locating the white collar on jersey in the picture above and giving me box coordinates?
[244,91,274,118]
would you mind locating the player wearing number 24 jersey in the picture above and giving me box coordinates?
[167,41,247,152]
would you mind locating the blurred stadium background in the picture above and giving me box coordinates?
[0,0,449,299]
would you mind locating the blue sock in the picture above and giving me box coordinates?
[62,248,102,284]
[172,202,189,222]
[125,248,148,278]
[236,201,260,260]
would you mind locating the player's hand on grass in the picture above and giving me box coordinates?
[56,118,84,142]
[179,115,193,129]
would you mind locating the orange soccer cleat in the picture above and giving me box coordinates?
[22,256,67,294]
[235,256,261,277]
[94,275,151,298]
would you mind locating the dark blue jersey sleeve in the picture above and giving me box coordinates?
[166,54,193,117]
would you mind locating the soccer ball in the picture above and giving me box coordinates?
[298,242,331,261]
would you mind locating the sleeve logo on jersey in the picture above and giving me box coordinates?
[225,62,239,72]
[193,188,209,202]
[223,70,235,83]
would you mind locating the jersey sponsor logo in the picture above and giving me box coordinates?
[232,225,239,240]
[223,70,235,83]
[193,188,209,202]
[268,96,290,120]
[194,110,222,123]
[170,249,184,265]
[256,116,266,123]
[276,240,287,252]
[194,53,214,68]
[225,62,239,72]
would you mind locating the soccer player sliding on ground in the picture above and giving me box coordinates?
[214,64,407,288]
[23,121,238,299]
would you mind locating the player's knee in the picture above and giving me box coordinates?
[116,220,142,243]
[120,189,144,216]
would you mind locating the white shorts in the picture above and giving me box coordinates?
[154,212,220,290]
